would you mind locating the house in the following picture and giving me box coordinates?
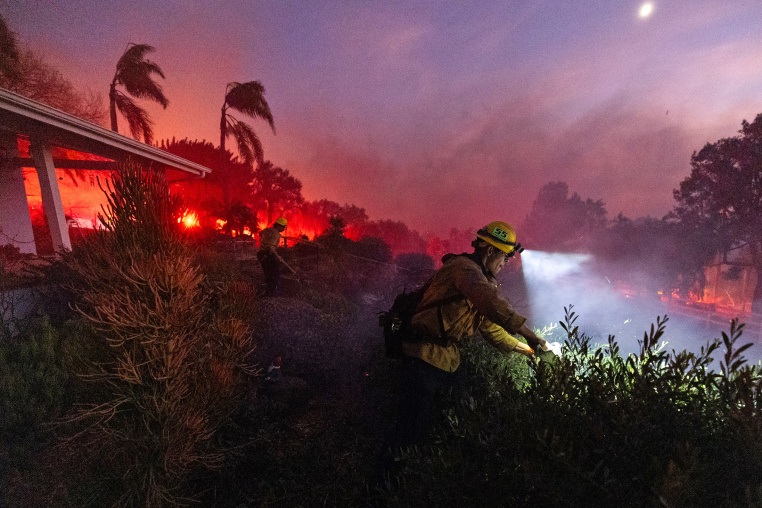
[0,87,211,256]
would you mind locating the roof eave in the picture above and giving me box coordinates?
[0,88,211,177]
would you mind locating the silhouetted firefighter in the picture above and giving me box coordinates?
[257,217,296,296]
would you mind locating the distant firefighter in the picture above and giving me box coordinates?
[390,220,548,447]
[257,217,296,297]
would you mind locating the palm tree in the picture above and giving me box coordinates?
[219,81,275,165]
[109,43,168,144]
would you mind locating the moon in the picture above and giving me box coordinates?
[639,2,654,18]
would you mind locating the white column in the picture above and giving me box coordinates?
[29,134,71,252]
[0,131,36,255]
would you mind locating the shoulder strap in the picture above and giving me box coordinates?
[415,292,465,314]
[411,278,467,341]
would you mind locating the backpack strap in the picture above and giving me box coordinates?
[414,292,465,314]
[412,290,466,344]
[407,252,482,344]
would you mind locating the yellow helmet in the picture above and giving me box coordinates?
[476,221,523,257]
[274,217,288,227]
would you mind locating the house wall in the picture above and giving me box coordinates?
[0,131,36,254]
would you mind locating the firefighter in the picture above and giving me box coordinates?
[257,217,296,297]
[391,220,547,447]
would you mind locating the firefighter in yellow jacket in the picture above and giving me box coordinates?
[257,217,296,296]
[392,220,546,446]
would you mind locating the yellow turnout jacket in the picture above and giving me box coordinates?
[259,227,282,251]
[403,253,527,372]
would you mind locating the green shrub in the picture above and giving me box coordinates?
[378,307,762,507]
[0,317,68,464]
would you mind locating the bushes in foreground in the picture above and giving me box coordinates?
[58,161,257,506]
[2,161,761,505]
[380,307,762,507]
[4,283,762,506]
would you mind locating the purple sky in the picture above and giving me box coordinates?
[5,1,762,234]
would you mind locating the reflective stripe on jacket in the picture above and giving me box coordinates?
[403,253,527,372]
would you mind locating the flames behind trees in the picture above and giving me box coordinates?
[671,114,762,315]
[2,10,758,316]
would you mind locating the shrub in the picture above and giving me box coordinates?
[61,160,257,506]
[0,317,69,464]
[378,307,762,507]
[248,293,374,389]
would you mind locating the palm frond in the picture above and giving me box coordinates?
[119,61,168,106]
[227,117,263,165]
[115,91,154,143]
[114,43,169,108]
[224,81,275,132]
[115,44,157,74]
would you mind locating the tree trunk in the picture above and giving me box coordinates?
[219,106,227,155]
[109,84,118,133]
[753,265,762,316]
[752,245,762,316]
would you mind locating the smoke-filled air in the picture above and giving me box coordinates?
[3,1,762,506]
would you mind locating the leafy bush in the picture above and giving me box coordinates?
[61,161,257,506]
[376,307,762,507]
[0,317,69,464]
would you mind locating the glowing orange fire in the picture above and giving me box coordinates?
[181,211,199,228]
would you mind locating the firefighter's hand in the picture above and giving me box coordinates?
[513,341,535,357]
[517,323,546,351]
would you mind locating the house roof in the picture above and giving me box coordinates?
[0,87,210,177]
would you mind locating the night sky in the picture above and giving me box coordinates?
[5,1,762,234]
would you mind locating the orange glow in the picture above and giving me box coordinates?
[215,219,227,230]
[269,212,361,242]
[181,211,200,228]
[23,167,114,230]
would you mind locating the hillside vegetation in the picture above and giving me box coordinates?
[1,163,761,507]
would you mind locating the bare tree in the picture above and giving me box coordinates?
[3,50,106,124]
[0,14,21,85]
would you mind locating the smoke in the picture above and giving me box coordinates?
[520,250,762,366]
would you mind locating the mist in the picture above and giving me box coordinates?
[518,250,762,367]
